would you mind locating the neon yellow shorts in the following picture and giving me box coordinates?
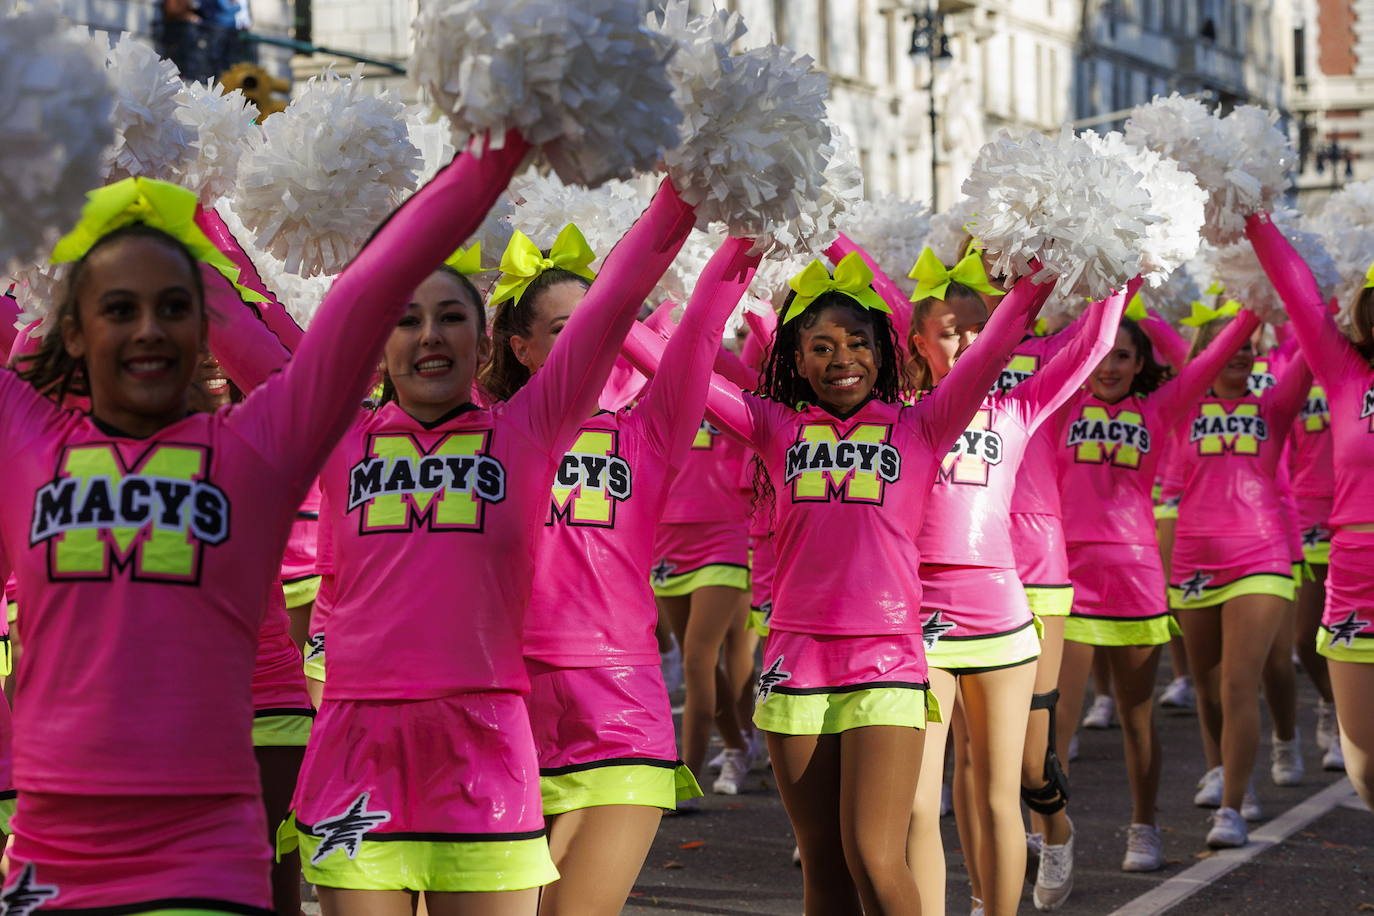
[925,619,1042,673]
[651,563,750,598]
[252,710,313,747]
[1168,572,1296,609]
[0,791,14,834]
[282,574,322,609]
[540,761,701,815]
[1063,613,1179,647]
[1025,585,1073,617]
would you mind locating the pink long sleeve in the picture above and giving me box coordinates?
[0,295,18,354]
[1011,287,1129,434]
[1155,309,1262,430]
[633,237,761,467]
[713,346,760,391]
[225,133,532,493]
[826,233,912,347]
[1140,308,1190,371]
[202,265,292,393]
[196,207,305,352]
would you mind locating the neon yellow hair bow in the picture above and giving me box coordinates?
[489,224,596,307]
[1364,260,1374,289]
[907,245,1004,302]
[1125,293,1149,322]
[444,242,483,275]
[1204,281,1226,296]
[1033,317,1049,337]
[51,177,266,303]
[782,252,891,324]
[1180,299,1242,327]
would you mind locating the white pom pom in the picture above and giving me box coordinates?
[1208,210,1338,324]
[1080,130,1205,288]
[405,106,456,186]
[104,34,195,182]
[231,66,421,277]
[173,80,259,204]
[960,129,1158,301]
[927,196,980,265]
[654,1,837,256]
[215,201,334,327]
[1320,179,1374,226]
[654,227,720,307]
[10,262,69,329]
[1302,210,1374,314]
[842,193,932,296]
[411,0,680,189]
[0,2,113,274]
[506,171,649,270]
[1142,263,1202,323]
[1125,94,1294,246]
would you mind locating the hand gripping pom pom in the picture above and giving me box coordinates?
[231,65,421,277]
[104,34,196,183]
[842,194,932,297]
[410,0,681,189]
[960,129,1158,301]
[0,2,114,276]
[653,1,840,257]
[173,81,260,204]
[1209,209,1339,325]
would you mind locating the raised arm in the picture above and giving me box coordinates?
[0,294,18,355]
[229,133,532,490]
[1154,309,1263,429]
[741,305,775,371]
[1267,348,1316,434]
[196,206,305,352]
[201,265,293,393]
[511,176,698,455]
[636,237,761,466]
[622,323,757,445]
[1139,308,1190,371]
[917,275,1055,453]
[826,233,912,347]
[1246,211,1364,390]
[1013,286,1129,432]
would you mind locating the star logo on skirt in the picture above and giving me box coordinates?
[756,656,792,701]
[1301,525,1328,549]
[922,611,956,650]
[651,559,677,587]
[759,600,773,627]
[1180,570,1213,601]
[305,633,326,661]
[1,864,59,916]
[311,792,392,864]
[1329,611,1370,648]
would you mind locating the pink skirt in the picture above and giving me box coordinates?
[749,532,776,633]
[919,565,1040,672]
[1319,530,1374,662]
[651,520,749,597]
[1169,533,1296,609]
[5,791,271,910]
[1010,512,1071,588]
[1296,496,1334,564]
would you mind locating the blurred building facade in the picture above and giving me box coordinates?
[1289,0,1374,202]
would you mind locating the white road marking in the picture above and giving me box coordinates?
[1109,778,1357,916]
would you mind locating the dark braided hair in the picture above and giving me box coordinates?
[479,267,592,402]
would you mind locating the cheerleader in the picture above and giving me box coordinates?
[1248,215,1374,810]
[628,253,1057,913]
[1166,298,1312,848]
[491,232,757,914]
[902,262,1125,916]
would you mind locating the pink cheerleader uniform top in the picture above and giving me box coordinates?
[522,239,759,668]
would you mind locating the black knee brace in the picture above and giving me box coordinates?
[1021,689,1070,815]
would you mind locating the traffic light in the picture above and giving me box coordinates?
[220,62,289,119]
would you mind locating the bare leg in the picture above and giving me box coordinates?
[838,726,924,915]
[769,731,862,915]
[659,588,746,783]
[1296,566,1333,702]
[958,662,1038,916]
[1217,594,1289,809]
[319,888,417,916]
[425,890,540,916]
[1329,660,1374,809]
[1261,600,1299,741]
[723,612,759,745]
[539,806,662,916]
[951,698,982,905]
[1105,646,1164,825]
[307,676,324,709]
[1041,639,1093,845]
[1179,607,1225,772]
[287,601,314,652]
[909,669,958,916]
[257,745,304,916]
[1090,649,1111,705]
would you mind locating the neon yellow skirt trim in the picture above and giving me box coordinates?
[252,712,313,747]
[754,685,939,735]
[0,635,11,678]
[1025,585,1073,617]
[1152,503,1179,521]
[0,794,14,834]
[281,815,558,892]
[1304,541,1331,566]
[925,621,1041,672]
[651,564,749,598]
[282,574,322,609]
[125,910,271,916]
[1063,614,1179,647]
[747,607,770,636]
[303,639,325,683]
[540,761,701,816]
[6,601,15,625]
[1168,573,1296,609]
[1316,626,1374,663]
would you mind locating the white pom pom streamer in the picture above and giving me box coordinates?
[960,129,1158,301]
[1303,210,1374,313]
[506,172,648,271]
[232,66,421,277]
[173,80,259,204]
[1080,130,1205,288]
[411,0,680,189]
[406,106,456,187]
[842,193,932,297]
[0,2,113,275]
[654,2,836,257]
[1125,94,1294,246]
[9,262,69,329]
[1142,263,1201,323]
[104,34,195,182]
[927,196,979,266]
[216,201,333,327]
[1208,210,1339,324]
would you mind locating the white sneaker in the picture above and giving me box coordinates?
[1316,700,1336,752]
[971,898,985,916]
[1068,733,1080,762]
[1241,787,1263,822]
[661,643,683,694]
[1206,806,1247,848]
[707,749,725,771]
[712,748,749,795]
[1160,676,1196,709]
[1033,825,1074,911]
[1082,694,1116,729]
[1122,823,1163,872]
[1323,734,1346,772]
[1194,766,1224,807]
[1027,831,1044,859]
[1271,733,1305,787]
